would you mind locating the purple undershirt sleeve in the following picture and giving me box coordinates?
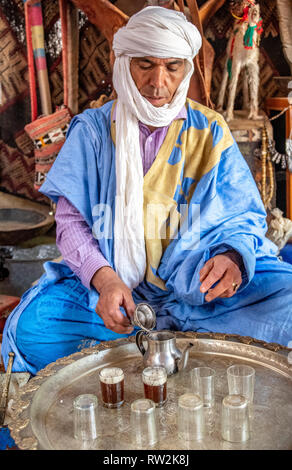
[55,196,111,290]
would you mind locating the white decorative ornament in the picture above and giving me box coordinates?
[217,2,263,122]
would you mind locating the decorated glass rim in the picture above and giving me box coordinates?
[191,366,216,377]
[142,366,167,385]
[131,398,156,414]
[178,393,203,410]
[227,364,255,378]
[133,303,156,331]
[73,394,98,410]
[222,394,249,409]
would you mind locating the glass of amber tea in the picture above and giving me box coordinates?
[99,367,124,408]
[142,366,167,407]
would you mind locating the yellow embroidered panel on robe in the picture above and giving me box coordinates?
[111,98,234,291]
[142,99,234,290]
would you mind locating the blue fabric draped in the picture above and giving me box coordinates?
[2,99,292,374]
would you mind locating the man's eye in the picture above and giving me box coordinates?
[139,64,152,70]
[168,66,179,72]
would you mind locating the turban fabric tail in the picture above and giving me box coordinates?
[112,6,202,289]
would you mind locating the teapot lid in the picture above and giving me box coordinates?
[133,303,156,331]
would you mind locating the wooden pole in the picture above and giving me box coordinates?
[66,1,79,115]
[28,0,52,116]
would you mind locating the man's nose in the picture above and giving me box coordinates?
[149,66,166,89]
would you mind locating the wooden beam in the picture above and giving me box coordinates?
[69,0,128,44]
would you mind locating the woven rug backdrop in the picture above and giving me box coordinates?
[0,0,290,203]
[0,0,112,203]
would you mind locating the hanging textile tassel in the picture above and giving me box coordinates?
[226,33,237,79]
[227,58,233,79]
[243,24,257,49]
[244,15,263,49]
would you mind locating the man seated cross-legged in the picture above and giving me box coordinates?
[2,7,292,375]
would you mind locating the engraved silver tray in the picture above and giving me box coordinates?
[8,332,292,450]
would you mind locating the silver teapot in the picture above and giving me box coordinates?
[133,303,194,376]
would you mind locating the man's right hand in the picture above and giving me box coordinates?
[91,267,135,335]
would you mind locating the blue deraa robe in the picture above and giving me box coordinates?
[2,99,292,374]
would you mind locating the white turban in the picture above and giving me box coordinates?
[111,6,202,289]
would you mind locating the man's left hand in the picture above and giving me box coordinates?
[199,253,242,302]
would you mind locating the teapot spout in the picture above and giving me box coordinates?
[177,342,194,372]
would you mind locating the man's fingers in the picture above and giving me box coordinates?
[95,280,136,334]
[110,323,134,335]
[98,310,134,334]
[205,271,233,301]
[199,259,213,283]
[96,301,134,334]
[205,272,242,302]
[219,283,241,298]
[122,294,136,322]
[105,322,134,334]
[200,264,226,294]
[200,253,242,302]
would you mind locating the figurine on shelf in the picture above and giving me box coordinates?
[217,0,263,122]
[266,208,292,252]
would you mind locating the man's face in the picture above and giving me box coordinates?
[130,56,185,107]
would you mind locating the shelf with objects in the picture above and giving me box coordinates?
[265,95,292,264]
[208,0,292,260]
[265,95,292,219]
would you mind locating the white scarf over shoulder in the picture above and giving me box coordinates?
[112,6,202,289]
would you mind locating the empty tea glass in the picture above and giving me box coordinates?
[73,394,98,441]
[130,398,158,448]
[227,364,255,405]
[177,393,205,441]
[221,394,250,443]
[191,367,215,408]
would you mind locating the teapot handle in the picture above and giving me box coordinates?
[135,330,148,356]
